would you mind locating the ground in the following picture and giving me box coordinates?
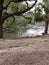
[0,35,49,65]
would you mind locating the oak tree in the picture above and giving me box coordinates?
[0,0,37,38]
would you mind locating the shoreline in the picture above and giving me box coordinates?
[0,34,49,65]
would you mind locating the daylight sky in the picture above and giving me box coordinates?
[28,0,41,11]
[24,0,45,14]
[28,0,42,4]
[37,0,42,3]
[29,0,45,14]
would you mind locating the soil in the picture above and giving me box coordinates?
[0,35,49,65]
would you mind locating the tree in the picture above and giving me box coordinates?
[34,0,49,34]
[34,4,44,22]
[42,0,49,34]
[0,0,37,38]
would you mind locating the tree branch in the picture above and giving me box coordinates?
[2,0,37,21]
[25,1,29,8]
[3,0,37,10]
[21,14,32,19]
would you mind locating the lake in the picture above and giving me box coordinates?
[4,23,49,38]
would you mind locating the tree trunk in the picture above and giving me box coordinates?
[44,17,48,34]
[0,0,3,38]
[0,22,3,38]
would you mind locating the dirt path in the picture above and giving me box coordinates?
[0,35,49,65]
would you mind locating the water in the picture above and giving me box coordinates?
[21,24,45,37]
[4,24,49,38]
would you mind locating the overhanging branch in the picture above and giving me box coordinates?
[2,0,37,21]
[3,0,37,10]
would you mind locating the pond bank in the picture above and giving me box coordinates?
[0,35,49,65]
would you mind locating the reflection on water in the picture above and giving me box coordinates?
[21,24,45,37]
[4,24,49,38]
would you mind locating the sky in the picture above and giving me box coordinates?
[28,0,45,14]
[23,0,45,14]
[28,0,42,4]
[37,0,42,3]
[28,0,42,11]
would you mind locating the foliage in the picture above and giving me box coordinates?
[42,0,49,14]
[34,3,44,22]
[0,0,37,38]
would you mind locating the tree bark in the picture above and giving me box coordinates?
[0,22,3,38]
[44,17,48,34]
[0,0,3,38]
